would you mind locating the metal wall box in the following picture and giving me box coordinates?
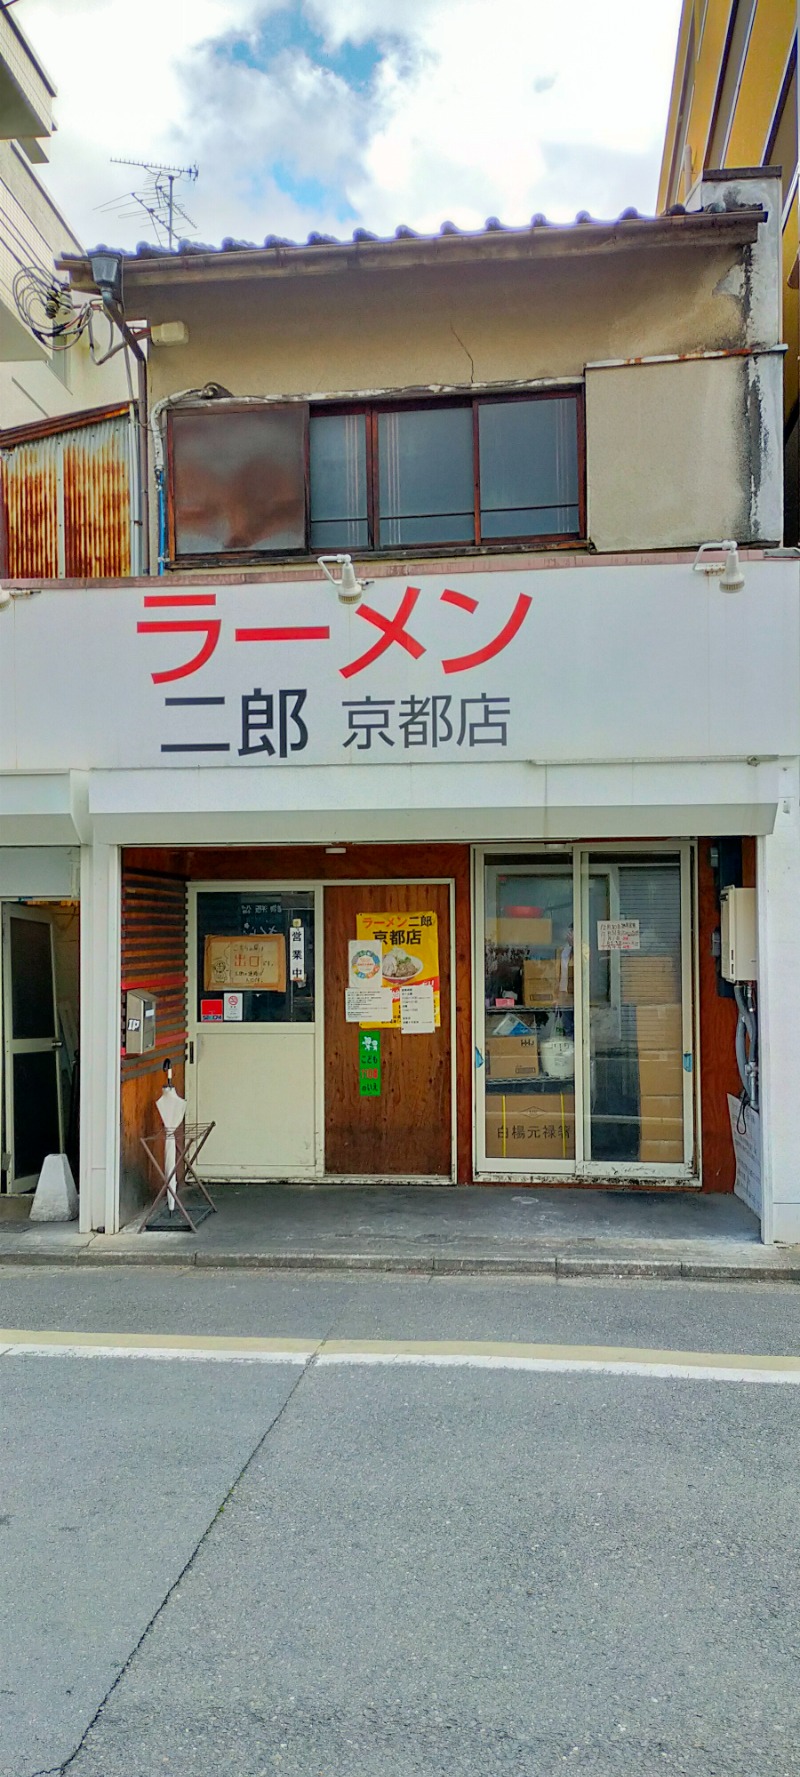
[125,990,157,1054]
[720,887,757,983]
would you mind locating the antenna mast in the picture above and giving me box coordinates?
[104,158,199,249]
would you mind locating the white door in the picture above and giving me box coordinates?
[187,886,321,1180]
[2,906,64,1192]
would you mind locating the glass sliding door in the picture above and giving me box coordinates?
[580,852,690,1170]
[481,856,578,1169]
[477,846,694,1178]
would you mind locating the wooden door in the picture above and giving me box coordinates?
[324,882,453,1177]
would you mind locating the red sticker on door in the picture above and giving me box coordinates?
[200,998,224,1021]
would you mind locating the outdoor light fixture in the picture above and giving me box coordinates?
[89,250,124,307]
[317,553,373,607]
[693,540,745,592]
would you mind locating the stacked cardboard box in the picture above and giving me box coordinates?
[523,956,573,1005]
[621,956,679,1005]
[486,1034,540,1080]
[493,917,553,947]
[485,1092,575,1161]
[635,1003,683,1162]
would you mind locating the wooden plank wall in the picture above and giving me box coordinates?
[124,844,473,1183]
[120,866,187,1219]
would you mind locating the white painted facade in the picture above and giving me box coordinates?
[1,550,799,1236]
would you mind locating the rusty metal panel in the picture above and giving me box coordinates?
[0,407,138,578]
[1,437,59,577]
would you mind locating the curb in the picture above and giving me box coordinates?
[1,1247,800,1282]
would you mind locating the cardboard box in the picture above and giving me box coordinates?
[639,1136,685,1163]
[523,957,572,1005]
[493,917,553,948]
[638,1094,684,1123]
[621,956,679,1005]
[635,1004,682,1052]
[638,1052,684,1099]
[485,1092,575,1161]
[487,1035,540,1080]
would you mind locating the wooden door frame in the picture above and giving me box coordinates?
[323,878,458,1184]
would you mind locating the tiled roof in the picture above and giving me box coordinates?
[84,199,747,261]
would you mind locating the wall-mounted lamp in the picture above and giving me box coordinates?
[0,586,39,611]
[89,249,124,308]
[693,540,745,593]
[317,553,373,607]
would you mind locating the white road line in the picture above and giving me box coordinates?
[316,1352,800,1385]
[2,1330,800,1384]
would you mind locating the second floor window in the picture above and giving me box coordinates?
[167,390,582,562]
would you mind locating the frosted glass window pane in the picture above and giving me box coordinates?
[309,413,368,549]
[479,399,579,538]
[378,408,474,546]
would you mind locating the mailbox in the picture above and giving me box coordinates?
[126,990,157,1055]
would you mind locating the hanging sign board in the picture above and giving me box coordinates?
[358,1029,381,1096]
[597,919,640,952]
[356,911,440,1028]
[204,933,286,992]
[223,991,243,1021]
[400,981,436,1034]
[289,921,306,982]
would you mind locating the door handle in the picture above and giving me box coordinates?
[51,1040,63,1050]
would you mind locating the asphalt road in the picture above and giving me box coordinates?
[3,1267,800,1777]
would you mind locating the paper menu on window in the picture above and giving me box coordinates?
[400,981,435,1034]
[597,919,640,952]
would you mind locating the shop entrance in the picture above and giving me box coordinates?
[476,845,695,1180]
[324,882,454,1178]
[188,885,321,1179]
[187,875,455,1182]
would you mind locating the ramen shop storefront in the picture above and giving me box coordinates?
[122,844,471,1193]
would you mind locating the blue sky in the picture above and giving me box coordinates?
[23,0,683,251]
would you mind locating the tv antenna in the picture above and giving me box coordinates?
[100,158,199,249]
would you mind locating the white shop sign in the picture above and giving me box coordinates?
[2,564,798,772]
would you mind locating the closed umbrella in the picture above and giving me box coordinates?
[156,1085,186,1214]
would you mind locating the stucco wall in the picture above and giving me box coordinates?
[144,241,751,406]
[586,354,783,552]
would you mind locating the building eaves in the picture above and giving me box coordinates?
[58,204,766,293]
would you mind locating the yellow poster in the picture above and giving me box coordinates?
[356,911,440,1028]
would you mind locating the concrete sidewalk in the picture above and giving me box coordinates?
[1,1183,799,1280]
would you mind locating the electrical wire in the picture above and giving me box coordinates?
[12,266,91,351]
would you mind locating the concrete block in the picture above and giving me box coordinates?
[29,1155,78,1223]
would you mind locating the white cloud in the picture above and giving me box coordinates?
[19,0,682,251]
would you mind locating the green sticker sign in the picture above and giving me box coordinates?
[358,1029,381,1097]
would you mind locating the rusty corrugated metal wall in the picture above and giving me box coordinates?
[0,405,139,578]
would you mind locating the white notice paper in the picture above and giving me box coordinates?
[400,981,435,1034]
[348,939,383,990]
[728,1093,762,1217]
[597,919,640,952]
[345,985,393,1024]
[289,923,305,982]
[223,991,243,1022]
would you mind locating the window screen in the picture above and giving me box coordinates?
[170,404,308,556]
